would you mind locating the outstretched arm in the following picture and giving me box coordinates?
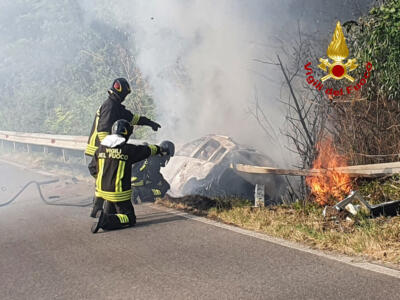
[128,141,172,165]
[136,116,161,132]
[128,144,161,164]
[125,111,160,131]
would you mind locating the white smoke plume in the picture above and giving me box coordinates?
[80,0,370,166]
[81,0,287,162]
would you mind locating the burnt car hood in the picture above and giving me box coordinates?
[162,156,215,196]
[161,135,283,199]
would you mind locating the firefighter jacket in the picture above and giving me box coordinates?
[131,157,163,185]
[131,156,170,197]
[88,134,161,202]
[131,159,148,187]
[85,94,142,156]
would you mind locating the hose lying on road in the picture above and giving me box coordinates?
[0,179,92,207]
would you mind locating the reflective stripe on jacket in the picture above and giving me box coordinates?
[88,140,160,202]
[85,95,140,156]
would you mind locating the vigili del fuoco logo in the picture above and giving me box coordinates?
[304,21,372,98]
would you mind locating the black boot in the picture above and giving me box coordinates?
[91,210,105,234]
[90,197,104,218]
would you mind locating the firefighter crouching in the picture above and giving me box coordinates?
[85,78,161,218]
[131,141,175,203]
[88,119,171,233]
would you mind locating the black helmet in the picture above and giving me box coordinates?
[160,140,175,157]
[159,140,175,167]
[111,119,132,140]
[108,78,131,102]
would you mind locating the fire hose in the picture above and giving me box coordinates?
[0,179,92,208]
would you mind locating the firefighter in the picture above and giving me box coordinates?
[89,119,171,233]
[86,78,161,217]
[131,141,175,203]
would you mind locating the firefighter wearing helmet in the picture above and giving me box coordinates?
[89,119,172,233]
[131,140,175,203]
[86,78,161,218]
[85,78,161,157]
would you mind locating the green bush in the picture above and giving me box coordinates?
[346,0,400,100]
[0,0,154,137]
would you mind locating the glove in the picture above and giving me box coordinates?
[137,116,162,131]
[149,120,161,131]
[152,189,162,196]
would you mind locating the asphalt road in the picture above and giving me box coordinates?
[0,161,399,300]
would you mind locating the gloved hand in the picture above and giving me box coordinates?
[138,116,161,131]
[149,120,161,131]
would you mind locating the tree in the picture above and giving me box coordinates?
[345,0,400,101]
[0,0,154,137]
[332,0,400,164]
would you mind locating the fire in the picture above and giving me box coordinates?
[306,138,352,206]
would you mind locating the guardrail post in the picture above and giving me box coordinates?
[254,184,265,207]
[62,149,67,163]
[43,146,48,154]
[13,141,16,152]
[27,144,30,153]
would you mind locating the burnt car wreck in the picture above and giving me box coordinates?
[161,135,286,204]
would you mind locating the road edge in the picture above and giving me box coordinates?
[3,158,399,279]
[152,203,400,279]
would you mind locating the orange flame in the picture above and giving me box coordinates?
[327,21,349,62]
[306,138,352,206]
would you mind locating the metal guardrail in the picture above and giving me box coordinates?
[0,130,88,162]
[0,130,87,151]
[0,130,146,159]
[1,130,400,178]
[231,162,400,178]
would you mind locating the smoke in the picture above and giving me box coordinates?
[79,0,370,166]
[0,0,371,166]
[80,0,288,163]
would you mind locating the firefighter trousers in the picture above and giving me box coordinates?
[101,199,137,230]
[90,196,104,218]
[88,155,104,218]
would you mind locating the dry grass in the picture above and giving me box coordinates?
[156,196,400,265]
